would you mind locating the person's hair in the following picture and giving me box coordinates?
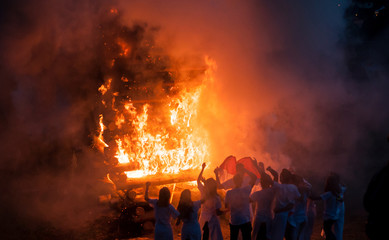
[157,187,171,207]
[205,178,218,199]
[236,163,244,173]
[260,173,273,189]
[324,173,341,196]
[177,189,193,220]
[280,168,293,184]
[292,174,303,186]
[233,174,243,187]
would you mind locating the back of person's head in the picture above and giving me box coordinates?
[260,173,273,189]
[324,173,341,196]
[158,187,171,207]
[280,168,293,184]
[205,178,218,198]
[233,174,243,188]
[177,189,193,220]
[236,163,245,174]
[125,190,136,201]
[292,174,303,186]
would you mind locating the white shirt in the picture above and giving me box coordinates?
[321,191,341,220]
[273,182,300,211]
[250,187,275,222]
[198,182,222,222]
[147,199,179,225]
[225,185,253,225]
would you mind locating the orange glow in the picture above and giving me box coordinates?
[117,39,131,57]
[97,54,215,179]
[95,114,108,152]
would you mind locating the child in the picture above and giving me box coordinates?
[225,166,257,240]
[145,182,179,240]
[198,163,223,240]
[176,189,203,240]
[250,172,275,240]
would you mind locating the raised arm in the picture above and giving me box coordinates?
[197,163,206,185]
[144,182,151,201]
[252,158,265,176]
[267,166,279,182]
[214,167,225,189]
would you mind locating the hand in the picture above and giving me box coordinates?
[266,166,273,171]
[202,163,206,169]
[146,182,151,187]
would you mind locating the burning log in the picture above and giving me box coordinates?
[114,169,199,189]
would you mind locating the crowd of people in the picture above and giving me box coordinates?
[144,158,346,240]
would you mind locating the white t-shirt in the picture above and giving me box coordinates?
[320,191,341,220]
[250,187,275,222]
[147,198,179,225]
[225,185,253,225]
[198,182,222,223]
[273,182,300,211]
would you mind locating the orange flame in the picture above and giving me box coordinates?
[97,47,215,179]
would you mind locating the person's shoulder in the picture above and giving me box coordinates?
[250,190,261,199]
[243,185,253,192]
[147,198,158,205]
[273,181,281,187]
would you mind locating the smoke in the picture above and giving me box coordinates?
[1,0,389,237]
[117,0,389,210]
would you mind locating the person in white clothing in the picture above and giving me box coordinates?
[285,175,311,240]
[225,166,257,240]
[334,183,346,240]
[270,168,301,240]
[299,198,316,240]
[176,189,203,240]
[198,163,224,240]
[145,182,180,240]
[311,173,343,240]
[250,172,275,240]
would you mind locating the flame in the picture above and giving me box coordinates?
[96,32,215,179]
[95,114,108,152]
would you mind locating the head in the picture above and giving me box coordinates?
[324,173,341,195]
[158,187,171,207]
[125,190,136,201]
[205,178,217,198]
[236,163,245,175]
[233,174,243,188]
[260,173,273,189]
[177,189,193,219]
[280,168,293,184]
[292,174,303,186]
[179,189,192,204]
